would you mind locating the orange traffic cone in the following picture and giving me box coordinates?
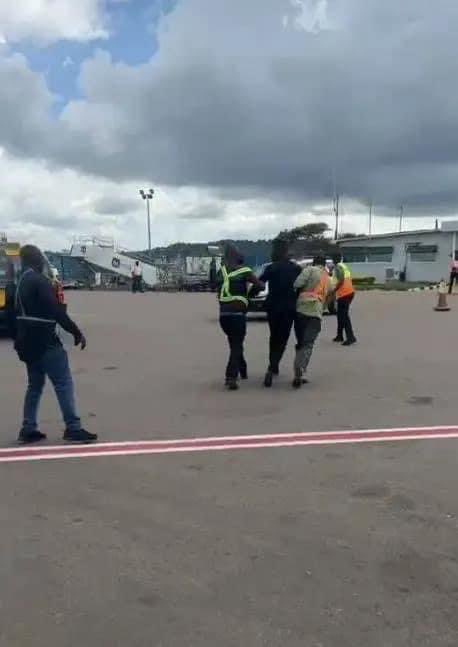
[434,280,450,311]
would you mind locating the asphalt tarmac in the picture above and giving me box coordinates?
[0,291,456,646]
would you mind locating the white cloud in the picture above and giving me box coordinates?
[0,0,108,45]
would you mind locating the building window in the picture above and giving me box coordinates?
[342,246,393,263]
[342,247,366,263]
[366,246,393,263]
[408,244,438,262]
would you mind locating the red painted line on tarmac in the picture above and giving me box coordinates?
[0,425,457,463]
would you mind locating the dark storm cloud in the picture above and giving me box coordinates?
[2,0,458,215]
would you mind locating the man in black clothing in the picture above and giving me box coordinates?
[10,245,97,444]
[217,244,263,390]
[260,240,301,387]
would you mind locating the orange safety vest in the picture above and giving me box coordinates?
[335,263,354,299]
[298,268,329,303]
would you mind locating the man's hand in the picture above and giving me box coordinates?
[74,332,87,350]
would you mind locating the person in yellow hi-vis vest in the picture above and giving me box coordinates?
[331,253,357,346]
[216,244,264,390]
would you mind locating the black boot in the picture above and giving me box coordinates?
[263,370,273,388]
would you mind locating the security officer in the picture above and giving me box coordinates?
[217,244,263,390]
[331,252,357,346]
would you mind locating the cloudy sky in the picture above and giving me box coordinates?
[1,0,457,250]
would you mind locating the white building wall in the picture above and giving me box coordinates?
[341,231,454,283]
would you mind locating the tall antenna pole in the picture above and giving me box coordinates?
[369,200,373,235]
[399,205,404,232]
[334,193,339,240]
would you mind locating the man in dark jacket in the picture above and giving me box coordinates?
[217,244,264,390]
[11,245,97,444]
[259,240,301,387]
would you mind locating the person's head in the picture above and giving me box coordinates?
[313,255,326,267]
[223,243,244,269]
[454,251,458,261]
[332,252,343,265]
[135,260,140,266]
[271,238,289,262]
[20,245,45,273]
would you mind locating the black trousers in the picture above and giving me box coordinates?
[337,294,356,341]
[132,276,142,293]
[267,309,297,373]
[449,271,457,294]
[220,315,247,380]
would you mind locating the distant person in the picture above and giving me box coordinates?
[259,239,301,387]
[331,252,357,346]
[292,255,331,388]
[209,257,217,291]
[448,252,458,294]
[10,245,96,444]
[217,244,263,390]
[132,261,143,293]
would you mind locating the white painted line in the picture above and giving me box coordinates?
[0,425,457,464]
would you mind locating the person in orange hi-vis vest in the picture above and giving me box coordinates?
[331,252,357,346]
[292,255,331,388]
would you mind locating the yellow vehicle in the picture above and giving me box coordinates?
[0,239,21,333]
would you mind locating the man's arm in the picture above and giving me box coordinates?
[37,276,85,346]
[293,267,310,290]
[333,264,345,292]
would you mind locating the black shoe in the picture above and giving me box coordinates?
[333,336,344,342]
[292,377,302,389]
[342,338,357,346]
[263,370,273,388]
[239,367,248,380]
[63,429,98,443]
[226,380,239,391]
[18,430,47,444]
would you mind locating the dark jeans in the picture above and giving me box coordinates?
[219,314,247,380]
[294,314,322,375]
[337,293,356,341]
[132,276,143,293]
[267,309,297,373]
[22,345,81,433]
[449,271,457,294]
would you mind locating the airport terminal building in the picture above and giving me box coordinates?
[339,222,458,283]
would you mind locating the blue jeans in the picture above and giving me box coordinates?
[22,345,81,433]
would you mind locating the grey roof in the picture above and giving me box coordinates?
[338,229,452,244]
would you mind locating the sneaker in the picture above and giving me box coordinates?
[342,338,357,346]
[263,370,273,388]
[226,379,239,391]
[63,429,98,443]
[333,336,344,342]
[18,430,47,444]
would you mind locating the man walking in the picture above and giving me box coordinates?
[217,244,263,390]
[292,256,331,388]
[11,245,97,444]
[132,261,143,293]
[259,239,301,387]
[332,252,357,346]
[448,252,458,294]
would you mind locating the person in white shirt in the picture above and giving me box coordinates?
[131,261,143,293]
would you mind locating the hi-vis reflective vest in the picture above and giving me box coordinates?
[219,265,253,307]
[298,268,329,304]
[335,262,354,299]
